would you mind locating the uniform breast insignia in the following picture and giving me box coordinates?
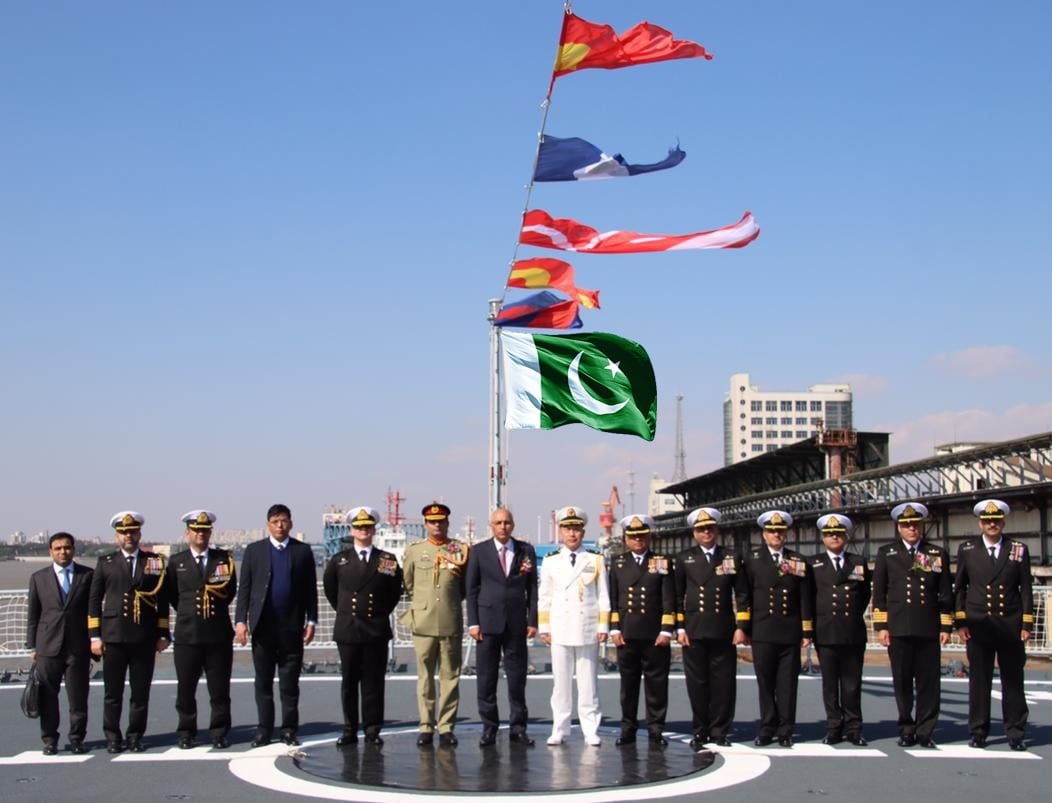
[886,548,898,556]
[683,555,696,564]
[849,564,865,581]
[717,556,736,576]
[911,552,941,573]
[961,541,976,552]
[811,559,826,569]
[648,557,669,575]
[338,556,349,565]
[143,557,164,576]
[200,555,235,617]
[431,541,468,583]
[132,556,166,623]
[378,557,399,576]
[1009,542,1025,562]
[576,555,603,601]
[779,558,806,578]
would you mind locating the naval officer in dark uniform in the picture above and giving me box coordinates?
[674,507,746,749]
[166,510,237,749]
[323,505,404,746]
[954,499,1034,750]
[737,510,814,747]
[608,514,676,746]
[872,502,952,748]
[810,514,871,746]
[88,511,170,753]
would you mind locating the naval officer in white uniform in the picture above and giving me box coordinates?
[538,507,610,746]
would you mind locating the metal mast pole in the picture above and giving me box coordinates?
[488,299,505,511]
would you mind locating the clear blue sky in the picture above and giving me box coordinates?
[3,1,1050,544]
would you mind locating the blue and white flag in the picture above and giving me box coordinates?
[534,135,686,182]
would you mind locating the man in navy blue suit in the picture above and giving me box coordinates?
[235,504,318,747]
[26,532,94,755]
[466,507,538,747]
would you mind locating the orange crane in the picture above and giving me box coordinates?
[599,486,622,540]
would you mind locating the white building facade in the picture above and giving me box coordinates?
[723,372,853,465]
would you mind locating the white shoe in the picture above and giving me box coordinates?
[585,736,601,746]
[546,735,564,746]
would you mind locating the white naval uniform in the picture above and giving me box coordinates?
[538,548,611,743]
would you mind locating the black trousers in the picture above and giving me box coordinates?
[966,637,1028,740]
[475,624,530,733]
[616,638,671,735]
[682,638,736,741]
[888,635,940,739]
[815,643,865,737]
[174,641,234,739]
[336,640,389,736]
[751,641,800,739]
[251,616,304,736]
[36,648,91,744]
[102,641,157,742]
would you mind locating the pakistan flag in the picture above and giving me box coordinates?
[501,331,657,441]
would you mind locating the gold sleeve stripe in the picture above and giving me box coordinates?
[676,613,685,622]
[1023,614,1035,623]
[538,612,550,625]
[954,611,966,620]
[802,620,814,629]
[598,612,610,625]
[87,616,101,628]
[610,612,621,623]
[158,618,170,628]
[661,614,675,626]
[872,611,888,622]
[939,614,953,625]
[736,611,751,621]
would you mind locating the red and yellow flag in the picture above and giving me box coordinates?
[508,258,600,309]
[552,13,712,84]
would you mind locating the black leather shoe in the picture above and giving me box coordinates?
[1009,738,1026,752]
[649,733,669,746]
[968,736,987,749]
[615,733,636,746]
[509,732,535,746]
[479,729,497,747]
[847,735,868,747]
[689,736,708,750]
[916,736,937,749]
[69,740,87,755]
[778,736,794,748]
[42,743,57,756]
[126,738,145,753]
[280,731,300,746]
[364,735,384,746]
[179,736,194,749]
[416,732,433,747]
[438,732,458,747]
[250,735,271,748]
[336,733,358,747]
[211,737,229,749]
[754,735,773,747]
[714,737,733,747]
[897,734,916,747]
[107,740,124,754]
[822,733,842,745]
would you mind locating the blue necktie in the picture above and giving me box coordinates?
[60,568,71,600]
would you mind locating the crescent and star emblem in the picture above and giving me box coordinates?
[567,351,630,416]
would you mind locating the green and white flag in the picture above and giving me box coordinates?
[501,331,657,441]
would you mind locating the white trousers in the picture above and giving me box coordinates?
[549,643,601,740]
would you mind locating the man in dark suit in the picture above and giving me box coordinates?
[737,510,814,748]
[674,507,747,749]
[323,505,404,746]
[810,514,871,746]
[466,507,538,747]
[609,514,676,746]
[954,499,1034,751]
[872,502,953,748]
[235,503,318,747]
[89,511,170,753]
[166,510,237,749]
[26,532,93,755]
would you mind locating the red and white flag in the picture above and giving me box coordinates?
[519,210,759,253]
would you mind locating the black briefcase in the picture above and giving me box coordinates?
[20,666,40,719]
